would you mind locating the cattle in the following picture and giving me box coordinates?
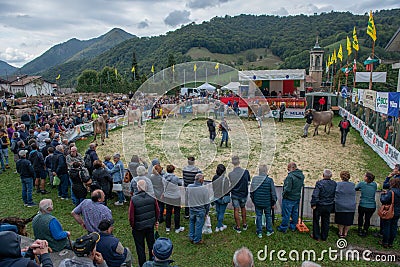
[192,103,216,117]
[311,109,334,136]
[92,114,108,145]
[160,104,178,118]
[13,108,32,119]
[0,115,13,129]
[127,109,142,127]
[248,103,270,120]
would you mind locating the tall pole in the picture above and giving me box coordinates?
[368,41,375,90]
[183,69,186,87]
[353,51,358,90]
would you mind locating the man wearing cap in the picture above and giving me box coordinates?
[96,219,133,267]
[129,180,159,266]
[142,238,175,267]
[182,156,202,219]
[108,153,125,206]
[72,189,113,233]
[59,232,107,267]
[32,199,71,252]
[16,149,36,207]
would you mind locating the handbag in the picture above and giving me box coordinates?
[378,191,395,220]
[112,183,123,192]
[53,175,60,186]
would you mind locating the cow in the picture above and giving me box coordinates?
[248,103,271,120]
[311,109,334,136]
[92,114,108,145]
[127,109,142,127]
[192,103,216,117]
[13,108,32,119]
[160,104,178,118]
[0,115,13,129]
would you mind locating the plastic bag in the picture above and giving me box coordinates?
[53,176,60,186]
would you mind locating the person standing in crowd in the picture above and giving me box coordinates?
[52,145,70,200]
[229,156,250,233]
[16,150,36,207]
[41,138,53,159]
[278,103,285,122]
[36,126,49,151]
[302,109,313,138]
[0,129,10,169]
[108,153,125,206]
[129,180,159,267]
[147,158,163,176]
[143,237,175,267]
[150,165,165,223]
[207,117,216,144]
[355,172,377,237]
[232,247,254,267]
[85,143,99,176]
[219,118,231,147]
[103,155,114,170]
[183,156,202,219]
[335,171,356,238]
[278,162,305,233]
[10,132,21,166]
[250,164,277,238]
[71,189,113,233]
[212,164,230,232]
[379,178,400,248]
[318,97,326,111]
[163,164,184,234]
[92,160,113,205]
[44,147,55,187]
[219,101,225,119]
[383,164,400,190]
[66,146,84,169]
[338,115,351,147]
[32,199,70,252]
[188,173,210,244]
[128,155,148,178]
[97,219,133,267]
[69,162,89,206]
[310,169,337,241]
[29,143,48,194]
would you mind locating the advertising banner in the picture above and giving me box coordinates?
[270,108,305,119]
[363,89,376,110]
[388,92,400,117]
[375,92,389,114]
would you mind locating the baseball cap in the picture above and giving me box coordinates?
[18,150,28,157]
[98,219,114,232]
[153,237,173,260]
[73,232,100,257]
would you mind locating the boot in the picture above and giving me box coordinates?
[220,141,223,147]
[358,228,364,237]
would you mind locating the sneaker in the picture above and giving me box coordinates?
[233,226,241,233]
[175,227,185,233]
[266,231,274,237]
[215,227,221,233]
[26,202,37,207]
[41,190,50,194]
[166,228,171,233]
[114,201,123,206]
[24,203,28,207]
[242,224,248,231]
[277,228,287,234]
[61,197,69,200]
[257,233,263,238]
[36,189,41,193]
[221,225,227,230]
[184,215,190,219]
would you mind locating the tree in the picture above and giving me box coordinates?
[77,69,98,86]
[167,53,176,68]
[246,51,257,62]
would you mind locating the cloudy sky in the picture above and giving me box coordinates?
[0,0,398,67]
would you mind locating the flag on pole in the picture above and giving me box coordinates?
[367,10,377,41]
[327,55,331,67]
[326,61,329,73]
[131,66,135,73]
[337,44,343,62]
[194,64,197,72]
[352,26,359,51]
[215,63,219,70]
[332,49,337,63]
[172,64,175,73]
[114,68,118,77]
[346,36,352,56]
[151,65,154,73]
[56,74,60,80]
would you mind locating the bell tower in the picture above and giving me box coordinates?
[309,37,324,88]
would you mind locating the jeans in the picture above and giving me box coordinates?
[357,206,375,231]
[0,151,5,171]
[114,182,125,203]
[255,207,273,234]
[219,111,224,120]
[381,216,400,245]
[215,202,228,228]
[189,209,205,243]
[165,203,181,230]
[69,178,77,205]
[209,131,216,141]
[21,177,34,204]
[132,227,155,267]
[279,198,300,232]
[312,204,333,241]
[303,123,311,136]
[58,174,69,198]
[340,130,348,145]
[1,148,9,165]
[158,200,165,222]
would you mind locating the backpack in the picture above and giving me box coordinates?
[84,153,92,169]
[341,120,349,130]
[79,168,91,183]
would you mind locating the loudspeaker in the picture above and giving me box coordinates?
[300,91,305,97]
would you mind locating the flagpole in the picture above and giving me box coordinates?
[206,68,208,83]
[368,41,375,90]
[183,69,186,87]
[353,51,357,90]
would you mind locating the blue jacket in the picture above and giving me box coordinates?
[52,150,68,175]
[108,160,124,183]
[250,175,277,209]
[310,179,337,207]
[229,167,250,199]
[96,232,127,267]
[16,158,34,179]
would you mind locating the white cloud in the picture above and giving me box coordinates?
[164,10,191,27]
[0,48,35,66]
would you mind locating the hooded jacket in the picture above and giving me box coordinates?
[282,169,305,201]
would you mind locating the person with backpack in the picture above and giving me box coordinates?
[0,129,10,169]
[69,162,89,206]
[338,115,351,147]
[10,132,21,167]
[29,143,49,194]
[52,145,70,200]
[92,160,113,206]
[84,143,99,176]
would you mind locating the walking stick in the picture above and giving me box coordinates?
[296,186,309,232]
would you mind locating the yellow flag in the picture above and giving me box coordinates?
[172,65,175,73]
[337,44,343,62]
[327,55,331,66]
[151,65,154,73]
[215,63,219,70]
[56,74,60,80]
[194,64,197,72]
[114,68,118,77]
[346,36,352,56]
[332,49,337,63]
[131,66,135,73]
[367,10,377,41]
[352,26,359,51]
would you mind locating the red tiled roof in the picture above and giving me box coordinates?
[10,76,42,86]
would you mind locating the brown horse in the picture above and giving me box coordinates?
[92,114,108,145]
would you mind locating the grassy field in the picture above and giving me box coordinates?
[0,115,398,266]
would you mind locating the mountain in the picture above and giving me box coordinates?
[40,10,400,87]
[20,28,134,75]
[0,60,18,78]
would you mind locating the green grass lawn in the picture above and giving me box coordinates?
[0,118,399,266]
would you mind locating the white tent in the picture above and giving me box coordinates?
[221,82,240,93]
[197,82,216,92]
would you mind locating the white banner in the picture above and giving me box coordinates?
[363,89,376,110]
[340,108,399,169]
[270,108,305,119]
[375,92,389,114]
[356,72,387,83]
[358,89,364,105]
